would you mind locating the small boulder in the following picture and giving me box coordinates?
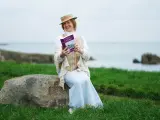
[133,58,141,63]
[89,56,95,61]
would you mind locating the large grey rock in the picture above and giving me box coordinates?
[0,74,69,108]
[141,53,160,64]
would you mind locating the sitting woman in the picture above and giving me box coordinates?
[54,14,103,114]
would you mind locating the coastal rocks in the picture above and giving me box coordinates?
[141,53,160,64]
[90,56,95,60]
[133,58,140,63]
[0,49,54,64]
[0,74,69,108]
[133,53,160,64]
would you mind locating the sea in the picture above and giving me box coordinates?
[0,42,160,72]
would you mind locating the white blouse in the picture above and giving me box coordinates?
[54,31,90,90]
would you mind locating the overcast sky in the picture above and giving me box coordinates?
[0,0,160,43]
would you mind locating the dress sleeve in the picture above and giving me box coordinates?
[80,36,90,61]
[54,36,64,63]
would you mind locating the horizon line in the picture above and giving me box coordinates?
[0,41,160,44]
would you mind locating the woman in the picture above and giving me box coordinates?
[54,14,103,114]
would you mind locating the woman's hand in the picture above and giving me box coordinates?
[60,47,70,58]
[74,43,83,54]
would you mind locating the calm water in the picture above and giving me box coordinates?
[0,42,160,71]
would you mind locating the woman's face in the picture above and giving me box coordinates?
[63,20,74,32]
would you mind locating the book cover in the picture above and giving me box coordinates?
[60,34,75,52]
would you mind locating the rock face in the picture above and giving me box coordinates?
[0,74,69,108]
[141,53,160,64]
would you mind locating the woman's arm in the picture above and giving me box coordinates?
[54,37,64,63]
[54,37,65,75]
[80,36,90,61]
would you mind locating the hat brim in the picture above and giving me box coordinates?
[59,17,77,25]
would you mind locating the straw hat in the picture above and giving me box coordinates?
[59,14,77,25]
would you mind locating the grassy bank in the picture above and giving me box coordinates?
[0,61,159,100]
[91,67,160,100]
[0,95,160,120]
[0,61,160,120]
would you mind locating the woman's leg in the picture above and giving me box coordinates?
[64,70,103,109]
[64,70,88,108]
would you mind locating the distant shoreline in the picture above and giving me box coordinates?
[0,41,160,44]
[0,48,95,64]
[0,43,9,46]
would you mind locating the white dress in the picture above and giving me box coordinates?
[55,31,103,109]
[64,69,103,109]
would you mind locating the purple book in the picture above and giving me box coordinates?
[60,34,75,52]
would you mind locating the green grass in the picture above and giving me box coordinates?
[0,61,160,120]
[0,61,57,88]
[0,61,160,100]
[90,67,160,93]
[0,95,159,120]
[90,67,160,100]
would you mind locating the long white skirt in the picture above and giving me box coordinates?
[64,69,103,109]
